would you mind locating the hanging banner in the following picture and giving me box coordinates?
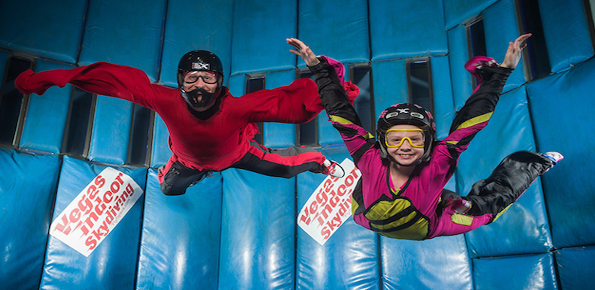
[49,167,143,257]
[298,158,360,245]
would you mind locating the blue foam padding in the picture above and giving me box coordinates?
[87,96,133,165]
[447,25,475,111]
[473,253,558,290]
[555,246,595,290]
[219,168,296,288]
[483,0,527,92]
[371,59,409,120]
[77,0,166,82]
[457,87,553,257]
[369,0,448,61]
[149,113,171,168]
[136,169,222,289]
[160,0,233,87]
[0,0,86,63]
[431,56,456,140]
[297,0,369,67]
[263,70,298,148]
[526,59,595,248]
[19,60,75,153]
[40,156,145,289]
[231,0,297,75]
[0,149,60,290]
[382,235,472,289]
[296,147,380,289]
[539,0,594,73]
[443,0,497,29]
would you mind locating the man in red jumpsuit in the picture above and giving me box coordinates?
[15,50,358,195]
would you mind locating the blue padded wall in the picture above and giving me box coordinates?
[40,156,145,289]
[263,70,299,148]
[431,56,456,139]
[473,253,558,290]
[0,0,86,63]
[87,96,133,165]
[0,51,8,85]
[369,0,448,61]
[77,0,166,82]
[150,114,172,168]
[527,58,595,248]
[371,59,409,118]
[555,246,595,290]
[443,0,497,29]
[19,60,74,153]
[136,169,222,289]
[447,24,475,111]
[0,149,60,290]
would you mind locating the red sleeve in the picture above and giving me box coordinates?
[15,62,158,109]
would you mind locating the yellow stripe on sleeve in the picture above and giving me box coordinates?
[455,112,492,131]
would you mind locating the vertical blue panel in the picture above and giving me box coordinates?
[447,25,475,111]
[473,253,558,290]
[136,169,221,289]
[298,0,369,66]
[78,0,166,82]
[296,147,380,290]
[263,70,298,148]
[0,0,86,63]
[443,0,497,29]
[539,0,594,73]
[482,0,527,92]
[219,169,296,289]
[227,73,247,98]
[160,0,233,87]
[150,113,171,168]
[371,59,408,120]
[556,246,595,290]
[231,0,297,74]
[40,156,145,289]
[0,50,8,86]
[88,96,133,165]
[382,236,472,289]
[431,56,456,140]
[458,87,553,257]
[370,0,448,61]
[0,149,60,290]
[527,59,595,248]
[20,60,75,153]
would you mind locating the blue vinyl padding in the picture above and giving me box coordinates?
[159,0,233,87]
[298,0,369,67]
[296,147,380,289]
[555,246,595,290]
[381,235,472,289]
[473,253,558,290]
[263,70,298,148]
[77,0,166,82]
[87,96,133,165]
[231,0,297,75]
[457,87,553,257]
[149,113,171,168]
[482,0,527,93]
[369,0,448,61]
[371,59,409,119]
[20,60,74,153]
[219,168,296,289]
[447,24,475,111]
[0,0,86,63]
[431,56,456,140]
[136,169,222,289]
[40,156,145,289]
[526,58,595,248]
[539,0,594,73]
[0,149,60,290]
[443,0,497,29]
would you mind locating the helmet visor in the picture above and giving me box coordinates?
[183,71,218,84]
[385,128,425,148]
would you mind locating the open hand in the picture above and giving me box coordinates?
[501,33,531,69]
[286,38,320,66]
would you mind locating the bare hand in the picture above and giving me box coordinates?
[501,33,531,69]
[286,38,320,66]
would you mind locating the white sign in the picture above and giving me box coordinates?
[298,158,361,245]
[49,167,144,257]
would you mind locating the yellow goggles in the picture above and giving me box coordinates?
[385,128,425,148]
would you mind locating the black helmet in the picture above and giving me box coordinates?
[177,50,224,108]
[376,103,436,165]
